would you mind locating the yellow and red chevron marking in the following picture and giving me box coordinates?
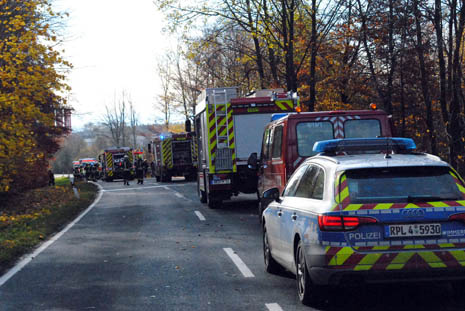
[207,103,235,173]
[127,150,133,165]
[228,109,236,171]
[162,139,173,169]
[106,153,113,177]
[450,171,465,199]
[275,99,295,111]
[191,139,198,167]
[334,174,349,205]
[325,244,465,271]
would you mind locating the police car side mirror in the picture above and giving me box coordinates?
[247,152,258,170]
[263,187,281,203]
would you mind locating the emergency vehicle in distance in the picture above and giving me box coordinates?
[151,132,197,182]
[99,147,135,182]
[194,87,299,208]
[256,106,395,220]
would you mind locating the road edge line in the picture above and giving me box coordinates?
[0,181,104,287]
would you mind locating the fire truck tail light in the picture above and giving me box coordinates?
[370,103,377,110]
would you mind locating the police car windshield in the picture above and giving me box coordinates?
[345,166,464,204]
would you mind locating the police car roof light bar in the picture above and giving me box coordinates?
[313,137,416,154]
[270,113,288,121]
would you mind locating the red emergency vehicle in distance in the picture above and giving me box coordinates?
[257,107,395,219]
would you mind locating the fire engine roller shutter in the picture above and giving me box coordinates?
[233,113,274,160]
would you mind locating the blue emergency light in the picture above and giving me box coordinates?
[159,132,172,141]
[313,137,416,154]
[270,113,288,121]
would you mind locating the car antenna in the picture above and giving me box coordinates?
[385,138,392,159]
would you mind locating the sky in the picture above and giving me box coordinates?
[55,0,174,131]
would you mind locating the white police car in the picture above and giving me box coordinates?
[261,138,465,305]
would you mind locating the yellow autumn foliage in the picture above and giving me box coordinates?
[0,0,71,193]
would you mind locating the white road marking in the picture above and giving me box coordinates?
[164,186,191,201]
[266,303,284,311]
[223,248,255,278]
[103,185,168,192]
[194,211,206,221]
[102,182,188,192]
[0,182,104,287]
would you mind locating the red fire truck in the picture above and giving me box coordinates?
[194,88,299,208]
[257,106,395,219]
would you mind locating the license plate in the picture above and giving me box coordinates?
[385,223,441,238]
[211,179,231,185]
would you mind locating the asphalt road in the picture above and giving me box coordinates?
[1,178,465,310]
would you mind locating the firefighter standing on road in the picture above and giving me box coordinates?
[136,157,144,185]
[123,156,131,186]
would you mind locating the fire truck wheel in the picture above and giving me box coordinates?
[207,195,221,209]
[199,190,207,203]
[186,174,196,182]
[161,174,171,182]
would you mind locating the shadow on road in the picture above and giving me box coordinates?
[307,282,465,311]
[215,197,259,216]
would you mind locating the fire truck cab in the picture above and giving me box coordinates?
[194,87,299,208]
[257,108,395,218]
[152,132,197,182]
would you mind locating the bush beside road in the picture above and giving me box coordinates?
[0,180,98,275]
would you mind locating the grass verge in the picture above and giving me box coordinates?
[0,181,98,275]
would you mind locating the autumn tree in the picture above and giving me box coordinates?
[155,0,465,174]
[0,0,71,193]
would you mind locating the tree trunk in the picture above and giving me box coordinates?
[449,0,465,171]
[263,0,279,86]
[357,0,385,107]
[434,0,449,126]
[413,0,436,154]
[246,0,265,89]
[309,0,317,111]
[385,0,395,115]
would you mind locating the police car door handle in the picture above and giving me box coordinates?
[277,210,283,217]
[291,213,297,221]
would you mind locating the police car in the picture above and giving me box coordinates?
[261,138,465,305]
